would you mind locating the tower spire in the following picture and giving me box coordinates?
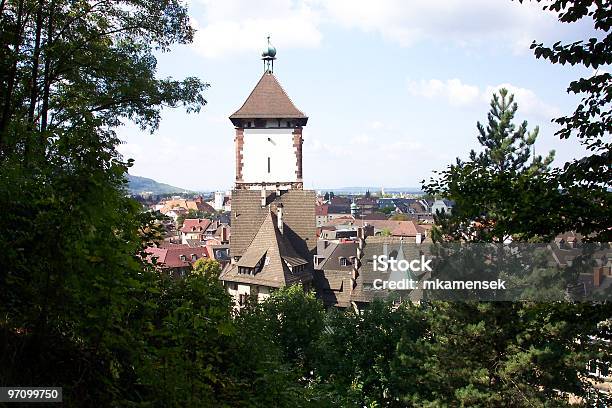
[261,35,277,73]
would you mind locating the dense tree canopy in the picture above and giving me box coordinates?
[0,0,610,406]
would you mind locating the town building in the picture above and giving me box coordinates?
[431,199,454,215]
[145,243,208,278]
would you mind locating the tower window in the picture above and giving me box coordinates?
[267,157,271,173]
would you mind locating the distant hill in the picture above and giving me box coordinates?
[126,174,190,195]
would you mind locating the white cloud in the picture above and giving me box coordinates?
[407,78,480,106]
[350,134,372,145]
[483,83,560,119]
[190,0,579,58]
[192,0,322,58]
[316,0,557,50]
[407,78,559,119]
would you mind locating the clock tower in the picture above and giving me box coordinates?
[220,38,316,307]
[229,37,307,190]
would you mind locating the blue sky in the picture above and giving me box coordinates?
[117,0,602,191]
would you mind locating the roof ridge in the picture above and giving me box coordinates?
[239,209,274,253]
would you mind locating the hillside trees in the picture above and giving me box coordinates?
[0,0,209,404]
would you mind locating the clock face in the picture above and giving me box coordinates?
[241,128,300,184]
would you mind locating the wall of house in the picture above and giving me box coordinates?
[242,128,297,184]
[226,282,274,307]
[256,286,271,302]
[181,231,204,244]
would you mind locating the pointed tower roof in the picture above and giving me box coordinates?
[230,72,307,123]
[220,211,311,288]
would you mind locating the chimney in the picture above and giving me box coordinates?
[594,267,602,288]
[261,186,266,207]
[416,233,423,244]
[277,203,284,234]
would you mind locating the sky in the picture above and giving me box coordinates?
[116,0,602,192]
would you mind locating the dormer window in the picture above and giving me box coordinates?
[180,255,187,262]
[238,266,253,274]
[191,254,197,261]
[339,257,349,267]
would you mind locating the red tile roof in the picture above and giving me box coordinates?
[324,219,422,237]
[180,218,212,233]
[315,204,329,216]
[230,72,307,119]
[145,244,208,268]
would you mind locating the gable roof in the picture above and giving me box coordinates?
[145,245,208,268]
[230,72,307,120]
[316,241,357,270]
[230,189,315,258]
[181,218,212,233]
[221,212,311,288]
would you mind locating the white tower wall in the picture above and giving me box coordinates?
[241,128,296,184]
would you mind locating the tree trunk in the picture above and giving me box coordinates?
[0,0,25,144]
[28,0,44,125]
[40,0,54,133]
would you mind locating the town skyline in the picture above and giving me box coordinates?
[117,0,600,191]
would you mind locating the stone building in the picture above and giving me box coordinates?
[219,39,316,307]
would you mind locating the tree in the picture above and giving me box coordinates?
[313,301,430,407]
[176,209,211,227]
[0,0,208,404]
[422,88,611,405]
[390,213,410,221]
[192,258,222,277]
[424,88,558,242]
[519,0,611,242]
[379,206,394,215]
[245,285,325,377]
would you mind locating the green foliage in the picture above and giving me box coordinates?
[239,285,325,378]
[424,88,559,243]
[313,302,429,407]
[419,15,611,405]
[127,174,189,195]
[0,0,210,405]
[519,0,611,242]
[177,209,213,227]
[389,213,410,221]
[380,227,392,236]
[193,257,222,277]
[379,206,394,215]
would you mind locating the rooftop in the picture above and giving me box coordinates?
[229,72,307,122]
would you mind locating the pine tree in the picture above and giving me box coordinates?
[471,88,554,174]
[424,89,557,242]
